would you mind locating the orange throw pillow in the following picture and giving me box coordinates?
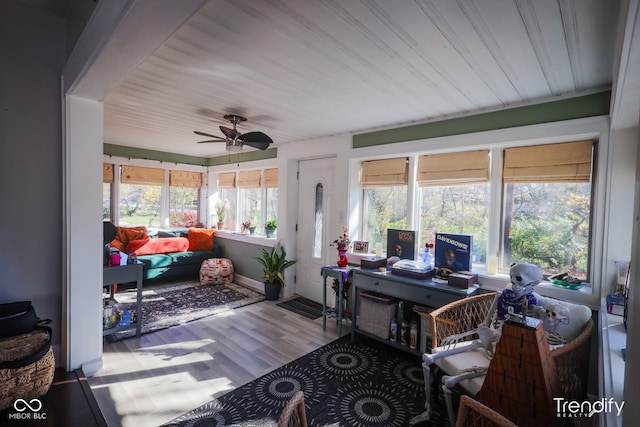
[188,228,215,251]
[126,237,189,255]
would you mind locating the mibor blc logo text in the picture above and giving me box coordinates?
[8,398,47,420]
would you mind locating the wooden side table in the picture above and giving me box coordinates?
[321,266,351,336]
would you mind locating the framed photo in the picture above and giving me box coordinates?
[353,240,369,254]
[434,233,472,272]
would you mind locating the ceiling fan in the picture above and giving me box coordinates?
[194,114,273,151]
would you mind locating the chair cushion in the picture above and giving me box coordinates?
[534,295,592,342]
[432,342,491,396]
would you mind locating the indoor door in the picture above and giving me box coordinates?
[296,157,335,303]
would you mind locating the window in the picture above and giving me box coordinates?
[118,166,164,226]
[417,150,490,264]
[169,170,202,227]
[502,141,594,279]
[238,170,262,229]
[361,158,408,249]
[103,163,114,220]
[218,172,237,230]
[217,169,277,233]
[313,183,323,258]
[264,168,279,228]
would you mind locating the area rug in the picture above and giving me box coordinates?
[106,281,265,342]
[164,335,450,426]
[276,296,323,320]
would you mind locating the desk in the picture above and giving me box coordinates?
[352,269,479,355]
[103,260,143,337]
[321,266,351,336]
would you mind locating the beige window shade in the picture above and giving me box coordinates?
[503,141,593,183]
[264,168,278,188]
[361,157,408,188]
[170,170,203,188]
[417,150,490,186]
[121,165,165,185]
[237,170,262,189]
[103,163,114,184]
[218,172,236,189]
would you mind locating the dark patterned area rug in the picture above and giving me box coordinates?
[164,335,450,426]
[106,281,264,342]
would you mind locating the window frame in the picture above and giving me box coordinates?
[347,118,609,304]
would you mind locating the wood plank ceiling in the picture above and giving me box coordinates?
[102,0,618,157]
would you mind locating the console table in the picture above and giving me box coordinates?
[351,269,480,355]
[103,259,143,337]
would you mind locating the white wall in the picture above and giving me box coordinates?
[0,2,66,361]
[623,126,640,426]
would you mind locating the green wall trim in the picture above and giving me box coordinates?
[104,144,208,166]
[352,91,611,148]
[205,147,277,166]
[103,144,277,167]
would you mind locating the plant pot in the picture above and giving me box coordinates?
[249,226,256,235]
[264,282,281,300]
[265,226,276,238]
[217,221,224,230]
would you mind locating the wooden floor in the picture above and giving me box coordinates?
[87,293,349,427]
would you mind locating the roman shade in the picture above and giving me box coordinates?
[218,172,236,189]
[264,168,278,188]
[103,163,114,184]
[417,150,490,186]
[170,170,203,188]
[121,166,165,185]
[503,141,594,183]
[237,170,262,189]
[361,157,408,188]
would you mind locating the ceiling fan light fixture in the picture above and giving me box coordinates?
[194,114,273,151]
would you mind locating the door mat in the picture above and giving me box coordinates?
[276,296,323,320]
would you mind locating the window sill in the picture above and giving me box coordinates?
[215,230,277,247]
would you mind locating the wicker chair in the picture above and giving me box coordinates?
[411,292,594,427]
[277,391,308,427]
[455,395,518,427]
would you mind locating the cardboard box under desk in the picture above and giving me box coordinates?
[447,271,478,289]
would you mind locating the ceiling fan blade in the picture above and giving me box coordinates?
[196,139,226,144]
[240,131,273,150]
[220,126,242,140]
[194,130,220,139]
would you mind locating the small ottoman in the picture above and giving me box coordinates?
[199,258,234,285]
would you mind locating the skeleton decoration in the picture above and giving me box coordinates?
[496,263,543,321]
[543,302,569,346]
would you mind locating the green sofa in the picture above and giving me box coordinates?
[111,226,223,283]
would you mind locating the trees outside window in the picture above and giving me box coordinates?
[503,182,590,280]
[169,186,199,226]
[362,186,408,250]
[418,184,489,264]
[119,183,161,226]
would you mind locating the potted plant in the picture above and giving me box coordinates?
[216,203,226,229]
[265,219,277,238]
[255,242,297,300]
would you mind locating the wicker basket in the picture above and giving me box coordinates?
[358,292,397,339]
[0,328,55,411]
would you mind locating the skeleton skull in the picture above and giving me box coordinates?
[545,302,570,331]
[508,263,543,297]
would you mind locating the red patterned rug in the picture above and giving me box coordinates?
[105,281,264,341]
